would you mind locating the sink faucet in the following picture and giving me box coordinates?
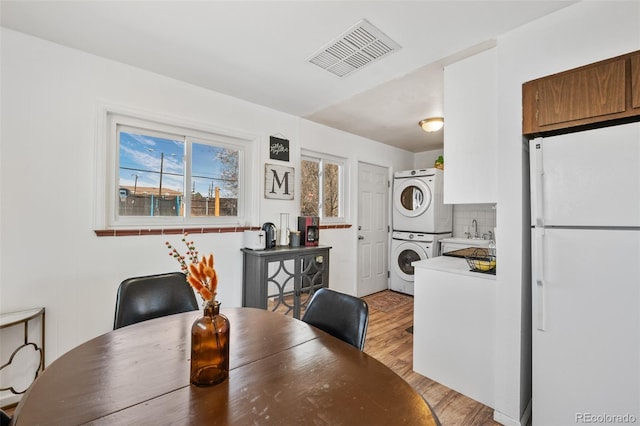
[471,219,478,238]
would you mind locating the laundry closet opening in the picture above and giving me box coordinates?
[390,169,452,295]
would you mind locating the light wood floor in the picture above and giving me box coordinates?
[362,290,499,426]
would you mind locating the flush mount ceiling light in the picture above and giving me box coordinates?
[419,117,444,132]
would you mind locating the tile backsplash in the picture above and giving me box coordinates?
[452,204,497,240]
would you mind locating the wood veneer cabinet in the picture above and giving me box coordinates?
[523,50,640,136]
[632,53,640,110]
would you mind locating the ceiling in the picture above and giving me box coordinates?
[0,1,575,153]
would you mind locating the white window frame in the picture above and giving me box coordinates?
[300,149,349,224]
[94,103,259,229]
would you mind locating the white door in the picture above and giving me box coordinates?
[357,162,389,297]
[391,241,427,282]
[530,122,640,227]
[390,240,428,295]
[393,177,433,218]
[532,228,640,425]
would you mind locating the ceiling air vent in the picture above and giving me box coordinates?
[307,19,401,77]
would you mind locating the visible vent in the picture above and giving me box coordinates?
[307,19,401,77]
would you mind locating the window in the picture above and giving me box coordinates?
[300,151,347,222]
[99,108,257,229]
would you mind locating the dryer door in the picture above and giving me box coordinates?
[393,178,433,218]
[392,241,429,282]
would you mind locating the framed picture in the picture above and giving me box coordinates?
[265,163,294,200]
[269,136,289,162]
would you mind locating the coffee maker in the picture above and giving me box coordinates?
[298,216,319,246]
[261,222,277,249]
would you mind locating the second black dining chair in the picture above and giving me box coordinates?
[1,409,11,426]
[301,288,369,350]
[113,272,199,329]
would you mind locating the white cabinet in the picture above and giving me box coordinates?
[413,257,495,408]
[443,48,498,204]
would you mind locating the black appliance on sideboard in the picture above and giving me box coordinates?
[261,222,277,249]
[298,216,319,246]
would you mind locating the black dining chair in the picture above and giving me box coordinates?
[1,409,11,426]
[113,272,199,329]
[301,288,369,351]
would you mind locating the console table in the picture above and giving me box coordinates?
[0,307,45,395]
[241,245,331,319]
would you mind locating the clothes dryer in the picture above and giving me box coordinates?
[390,231,450,295]
[392,168,452,233]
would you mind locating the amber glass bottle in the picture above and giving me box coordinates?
[190,301,230,386]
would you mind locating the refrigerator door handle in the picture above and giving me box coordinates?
[534,228,546,331]
[533,141,545,226]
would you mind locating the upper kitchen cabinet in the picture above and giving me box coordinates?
[632,53,640,110]
[523,50,640,136]
[443,48,498,204]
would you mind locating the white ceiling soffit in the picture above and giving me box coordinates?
[307,19,401,77]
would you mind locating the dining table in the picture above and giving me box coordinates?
[10,307,438,425]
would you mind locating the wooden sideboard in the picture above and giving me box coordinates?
[241,245,331,319]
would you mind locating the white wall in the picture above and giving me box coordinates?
[298,119,413,296]
[452,204,496,240]
[414,148,443,170]
[493,2,639,425]
[0,27,414,404]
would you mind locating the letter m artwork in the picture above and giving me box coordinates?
[264,164,295,200]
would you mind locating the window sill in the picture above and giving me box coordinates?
[317,224,352,229]
[94,224,352,237]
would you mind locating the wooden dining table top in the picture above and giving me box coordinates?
[11,307,437,425]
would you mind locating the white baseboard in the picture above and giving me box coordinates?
[493,399,532,426]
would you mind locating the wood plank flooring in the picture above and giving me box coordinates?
[362,290,500,426]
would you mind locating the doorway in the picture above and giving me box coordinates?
[357,162,389,297]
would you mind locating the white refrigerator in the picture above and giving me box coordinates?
[530,122,640,426]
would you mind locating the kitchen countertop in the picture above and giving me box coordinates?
[413,256,496,280]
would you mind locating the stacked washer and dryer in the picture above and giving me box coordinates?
[390,169,452,295]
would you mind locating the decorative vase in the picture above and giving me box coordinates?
[190,300,230,386]
[279,212,290,246]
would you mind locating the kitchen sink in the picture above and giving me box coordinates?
[440,237,494,257]
[443,247,491,258]
[440,237,492,246]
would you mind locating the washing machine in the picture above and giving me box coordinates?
[390,231,450,295]
[392,168,452,233]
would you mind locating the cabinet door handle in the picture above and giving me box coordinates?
[533,228,546,331]
[358,235,364,240]
[533,140,545,226]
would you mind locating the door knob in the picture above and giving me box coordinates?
[358,235,364,240]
